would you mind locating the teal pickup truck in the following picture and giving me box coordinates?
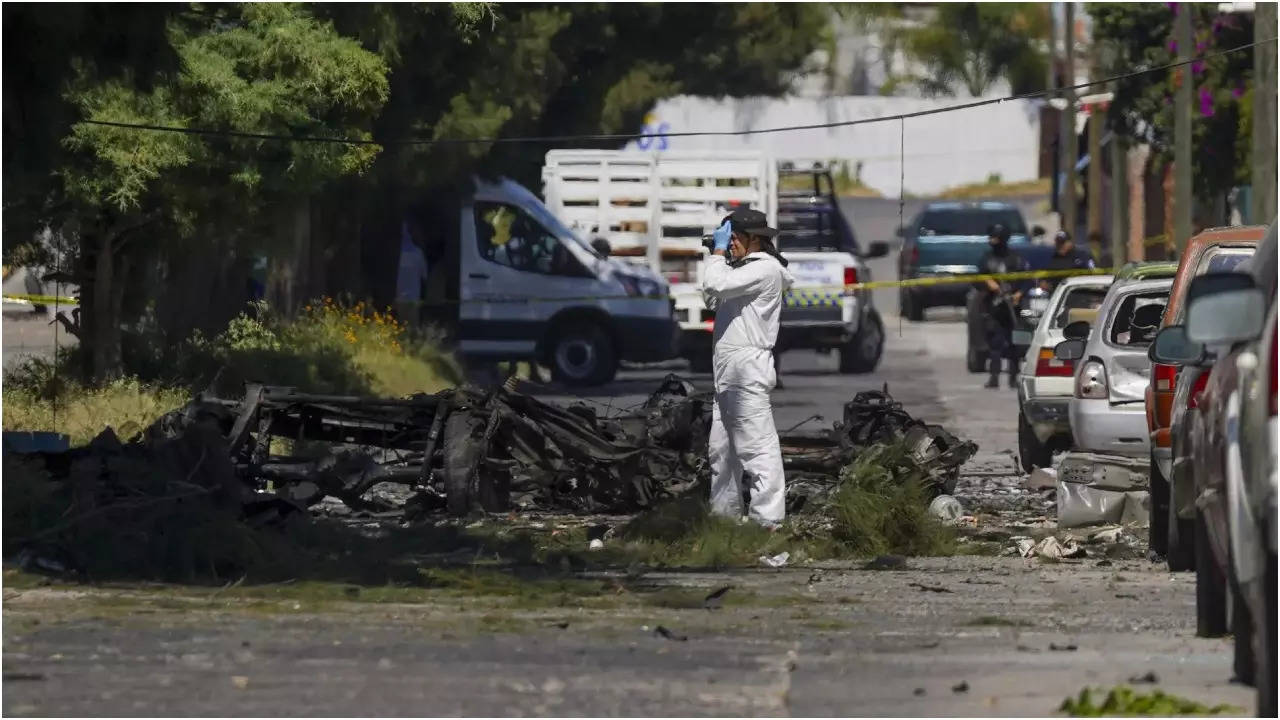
[897,201,1049,321]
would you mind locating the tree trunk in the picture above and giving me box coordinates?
[85,232,126,383]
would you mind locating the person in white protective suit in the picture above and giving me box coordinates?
[702,207,795,527]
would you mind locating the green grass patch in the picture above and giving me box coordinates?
[826,444,958,557]
[1060,686,1242,716]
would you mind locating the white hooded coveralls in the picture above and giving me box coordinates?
[702,252,794,525]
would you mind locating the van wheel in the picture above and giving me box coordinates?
[1195,510,1228,637]
[839,311,883,374]
[550,324,617,387]
[688,350,713,375]
[1017,412,1052,473]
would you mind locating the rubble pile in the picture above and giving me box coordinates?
[5,376,978,574]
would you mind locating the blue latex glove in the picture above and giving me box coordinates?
[712,221,732,252]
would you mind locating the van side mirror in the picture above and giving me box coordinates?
[1054,339,1086,361]
[1032,225,1046,238]
[863,241,890,259]
[1063,320,1091,340]
[1149,325,1204,365]
[590,237,611,257]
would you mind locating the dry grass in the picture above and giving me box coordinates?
[936,176,1050,200]
[2,378,186,446]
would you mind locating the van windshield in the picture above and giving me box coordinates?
[918,209,1027,237]
[525,197,603,260]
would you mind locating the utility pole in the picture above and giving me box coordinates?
[1253,2,1277,224]
[1087,57,1104,241]
[1049,2,1061,217]
[1173,3,1193,253]
[1062,2,1078,241]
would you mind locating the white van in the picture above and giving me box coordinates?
[455,177,677,386]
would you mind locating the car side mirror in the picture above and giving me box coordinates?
[1032,225,1046,238]
[1186,287,1266,345]
[863,241,890,259]
[1149,325,1204,365]
[1054,338,1086,361]
[590,237,611,257]
[1063,320,1091,340]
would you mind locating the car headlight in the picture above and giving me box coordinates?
[1075,359,1109,399]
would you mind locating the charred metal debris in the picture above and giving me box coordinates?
[15,376,977,524]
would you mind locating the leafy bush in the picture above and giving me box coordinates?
[1060,686,1241,717]
[826,443,957,557]
[179,297,461,397]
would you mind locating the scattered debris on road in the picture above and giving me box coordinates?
[702,586,732,610]
[759,551,790,568]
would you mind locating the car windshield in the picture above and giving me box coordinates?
[917,209,1027,237]
[1052,287,1109,329]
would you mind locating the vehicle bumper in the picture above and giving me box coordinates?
[1022,397,1071,443]
[906,277,970,307]
[778,297,861,350]
[1069,399,1150,457]
[616,315,679,362]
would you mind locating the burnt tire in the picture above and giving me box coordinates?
[550,323,617,387]
[1195,510,1229,638]
[1017,411,1052,473]
[839,310,883,374]
[443,412,484,516]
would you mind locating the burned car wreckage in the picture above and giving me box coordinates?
[19,376,977,524]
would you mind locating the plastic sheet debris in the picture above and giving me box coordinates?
[588,539,605,551]
[1021,536,1087,559]
[759,551,790,568]
[928,495,964,523]
[1025,467,1058,491]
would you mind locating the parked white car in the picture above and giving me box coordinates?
[1055,277,1172,456]
[1015,274,1113,470]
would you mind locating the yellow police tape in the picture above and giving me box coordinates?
[2,266,1118,308]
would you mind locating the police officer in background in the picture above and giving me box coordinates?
[1040,230,1095,292]
[978,223,1026,389]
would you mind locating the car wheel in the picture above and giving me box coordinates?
[1017,411,1052,473]
[1167,484,1196,572]
[1258,549,1277,717]
[1195,510,1229,637]
[688,349,713,375]
[1233,582,1256,685]
[550,324,617,387]
[901,289,924,322]
[966,344,987,374]
[839,310,883,374]
[1149,456,1170,556]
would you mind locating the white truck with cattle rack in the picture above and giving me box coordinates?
[541,150,888,373]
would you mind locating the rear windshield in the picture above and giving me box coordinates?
[917,209,1027,237]
[1198,247,1254,274]
[1109,292,1168,347]
[1051,287,1109,329]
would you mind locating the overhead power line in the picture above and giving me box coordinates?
[80,37,1276,147]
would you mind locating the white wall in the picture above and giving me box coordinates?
[627,95,1043,197]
